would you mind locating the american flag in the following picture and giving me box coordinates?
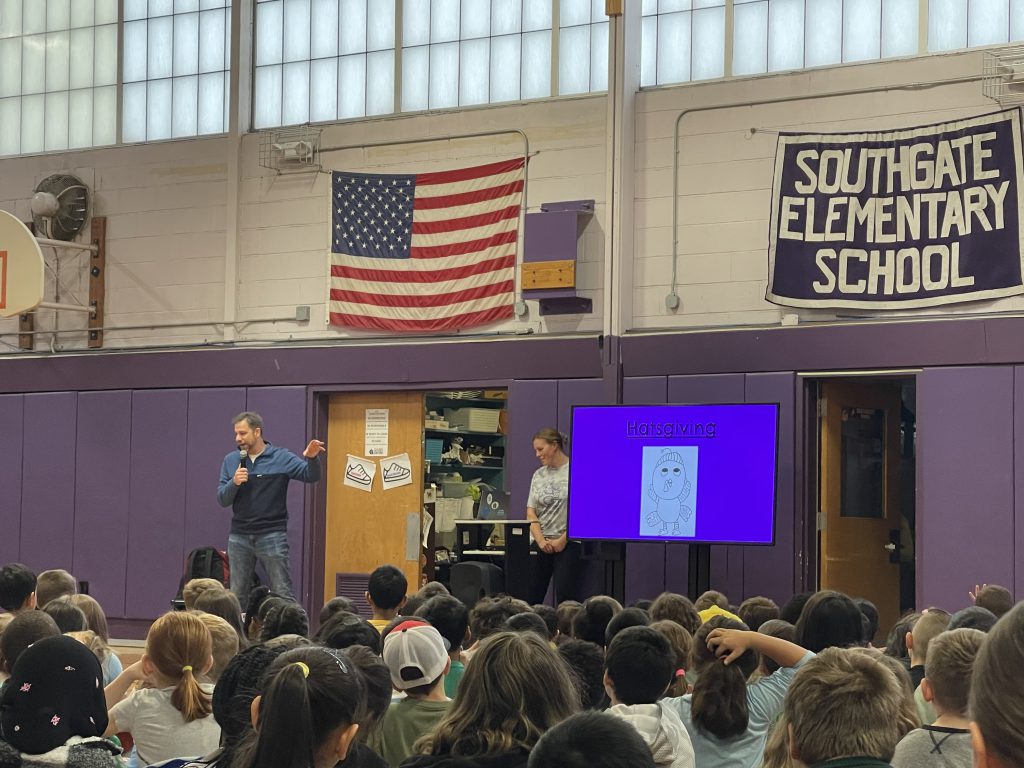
[329,158,525,332]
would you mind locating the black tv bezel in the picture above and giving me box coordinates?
[566,402,781,546]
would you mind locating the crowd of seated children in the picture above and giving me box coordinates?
[192,591,247,652]
[414,596,469,698]
[405,631,578,768]
[970,600,1024,768]
[372,619,451,766]
[604,626,695,768]
[34,569,76,608]
[104,611,221,766]
[0,634,121,768]
[4,556,1024,768]
[667,616,811,768]
[785,647,908,768]
[529,712,657,768]
[0,564,37,616]
[892,628,985,768]
[367,566,409,633]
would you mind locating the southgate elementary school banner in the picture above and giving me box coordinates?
[766,110,1024,309]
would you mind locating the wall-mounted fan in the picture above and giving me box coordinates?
[30,173,90,241]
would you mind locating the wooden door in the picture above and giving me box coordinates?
[324,392,424,602]
[819,380,902,640]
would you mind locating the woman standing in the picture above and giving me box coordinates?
[526,428,582,605]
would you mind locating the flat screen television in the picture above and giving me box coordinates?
[567,403,779,545]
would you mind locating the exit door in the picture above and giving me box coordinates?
[819,380,903,640]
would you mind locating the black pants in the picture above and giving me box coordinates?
[528,541,583,605]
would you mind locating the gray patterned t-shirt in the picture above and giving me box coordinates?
[528,461,570,537]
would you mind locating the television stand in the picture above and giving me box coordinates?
[688,543,712,599]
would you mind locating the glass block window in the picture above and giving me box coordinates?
[640,0,726,87]
[645,0,1024,88]
[253,0,395,129]
[122,0,231,143]
[558,0,608,95]
[0,0,118,157]
[401,0,554,112]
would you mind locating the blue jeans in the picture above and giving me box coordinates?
[228,531,295,605]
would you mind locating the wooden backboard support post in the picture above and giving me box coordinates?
[18,221,36,350]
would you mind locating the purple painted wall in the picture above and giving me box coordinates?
[73,391,132,617]
[3,322,1024,626]
[0,395,24,566]
[918,367,1016,610]
[21,393,77,570]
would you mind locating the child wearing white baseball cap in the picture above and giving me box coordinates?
[373,619,452,767]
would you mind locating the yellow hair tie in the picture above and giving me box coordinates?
[294,661,310,678]
[181,665,193,673]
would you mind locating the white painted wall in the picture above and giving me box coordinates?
[632,49,1002,331]
[0,95,607,351]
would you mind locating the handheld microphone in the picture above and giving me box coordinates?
[239,449,248,469]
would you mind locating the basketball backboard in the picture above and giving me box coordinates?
[0,210,44,318]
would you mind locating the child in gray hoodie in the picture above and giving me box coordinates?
[604,627,695,768]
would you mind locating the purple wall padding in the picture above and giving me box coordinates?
[245,387,309,602]
[1017,367,1024,602]
[918,366,1015,610]
[126,390,189,619]
[508,380,559,522]
[184,388,245,564]
[744,373,797,604]
[73,391,132,617]
[0,395,24,565]
[668,374,747,601]
[623,376,668,604]
[20,393,77,571]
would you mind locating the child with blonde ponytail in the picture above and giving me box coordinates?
[104,611,221,765]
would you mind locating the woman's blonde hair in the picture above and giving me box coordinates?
[146,612,214,723]
[532,427,567,452]
[416,631,578,756]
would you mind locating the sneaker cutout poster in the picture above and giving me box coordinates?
[381,453,414,490]
[344,454,377,492]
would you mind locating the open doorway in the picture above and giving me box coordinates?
[810,375,916,642]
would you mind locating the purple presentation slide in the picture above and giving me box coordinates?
[568,404,779,545]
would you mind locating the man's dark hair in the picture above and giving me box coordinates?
[470,596,527,641]
[0,611,60,673]
[318,596,354,627]
[949,605,999,633]
[528,712,657,768]
[231,411,263,431]
[313,611,381,653]
[605,607,651,647]
[531,604,559,639]
[367,564,407,610]
[506,611,550,639]
[605,626,674,705]
[415,595,469,652]
[42,597,87,633]
[558,639,606,710]
[0,563,36,612]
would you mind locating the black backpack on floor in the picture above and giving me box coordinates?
[171,547,231,608]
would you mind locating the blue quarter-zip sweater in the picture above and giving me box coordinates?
[217,443,321,534]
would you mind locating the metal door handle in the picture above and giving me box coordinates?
[883,543,896,552]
